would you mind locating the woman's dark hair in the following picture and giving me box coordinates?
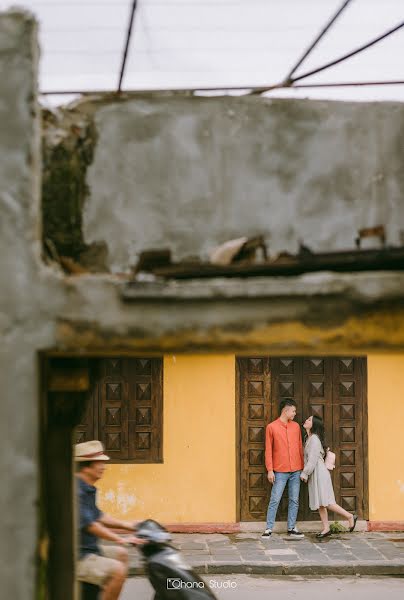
[310,415,328,454]
[279,398,297,413]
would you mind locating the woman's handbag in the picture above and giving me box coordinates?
[324,448,336,470]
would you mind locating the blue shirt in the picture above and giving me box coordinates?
[77,476,103,558]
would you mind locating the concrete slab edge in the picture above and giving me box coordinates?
[129,562,404,577]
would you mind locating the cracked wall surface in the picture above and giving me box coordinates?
[0,10,47,598]
[43,94,404,273]
[0,10,67,598]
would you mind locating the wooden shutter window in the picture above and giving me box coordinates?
[75,357,163,463]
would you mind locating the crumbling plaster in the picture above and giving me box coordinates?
[76,95,404,272]
[56,271,404,354]
[43,95,404,274]
[0,11,64,599]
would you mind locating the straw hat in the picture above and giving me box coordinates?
[74,440,110,462]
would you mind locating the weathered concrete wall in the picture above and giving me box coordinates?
[58,271,404,354]
[69,95,404,272]
[0,11,63,598]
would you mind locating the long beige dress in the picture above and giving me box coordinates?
[302,434,336,510]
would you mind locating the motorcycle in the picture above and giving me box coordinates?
[81,519,217,599]
[134,519,218,600]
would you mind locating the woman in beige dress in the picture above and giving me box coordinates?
[300,415,357,538]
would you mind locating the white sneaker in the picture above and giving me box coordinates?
[287,528,305,539]
[261,528,272,537]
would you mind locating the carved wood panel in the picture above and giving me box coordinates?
[239,358,271,521]
[332,358,366,516]
[99,359,129,460]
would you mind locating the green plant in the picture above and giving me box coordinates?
[330,521,348,534]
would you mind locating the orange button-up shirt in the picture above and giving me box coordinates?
[265,418,304,473]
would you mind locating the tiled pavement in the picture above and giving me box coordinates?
[128,531,404,576]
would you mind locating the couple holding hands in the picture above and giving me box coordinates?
[262,398,358,539]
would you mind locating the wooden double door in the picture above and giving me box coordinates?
[238,357,368,521]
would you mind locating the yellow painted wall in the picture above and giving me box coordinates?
[368,355,404,522]
[97,353,404,523]
[97,355,236,522]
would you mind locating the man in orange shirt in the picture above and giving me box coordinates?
[262,398,305,539]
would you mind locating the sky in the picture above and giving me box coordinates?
[1,0,403,104]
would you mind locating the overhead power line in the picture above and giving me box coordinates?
[284,0,353,83]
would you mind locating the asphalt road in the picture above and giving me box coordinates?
[121,575,404,600]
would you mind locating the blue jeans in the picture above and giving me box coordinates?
[266,470,301,531]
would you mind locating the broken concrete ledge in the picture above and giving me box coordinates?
[129,561,404,577]
[122,271,404,302]
[54,269,404,354]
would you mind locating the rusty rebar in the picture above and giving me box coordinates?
[284,0,353,84]
[40,79,404,96]
[117,0,138,93]
[290,19,404,85]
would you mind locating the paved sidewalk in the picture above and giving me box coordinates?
[128,531,404,576]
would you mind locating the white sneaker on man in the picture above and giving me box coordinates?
[287,528,305,539]
[261,528,272,538]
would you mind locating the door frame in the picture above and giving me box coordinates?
[361,358,369,520]
[235,356,369,522]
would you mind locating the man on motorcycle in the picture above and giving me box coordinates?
[75,440,144,599]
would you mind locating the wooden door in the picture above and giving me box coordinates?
[238,356,367,521]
